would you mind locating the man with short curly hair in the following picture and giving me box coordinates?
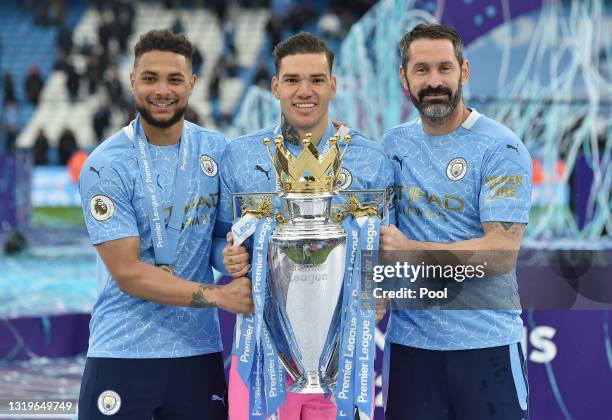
[78,29,253,419]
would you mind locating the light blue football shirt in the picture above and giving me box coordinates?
[382,109,532,350]
[218,121,394,227]
[79,117,227,358]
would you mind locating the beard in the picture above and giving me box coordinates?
[409,79,462,125]
[137,101,187,129]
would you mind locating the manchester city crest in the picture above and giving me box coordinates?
[97,390,121,415]
[90,194,115,222]
[200,154,218,177]
[334,167,353,190]
[446,157,468,181]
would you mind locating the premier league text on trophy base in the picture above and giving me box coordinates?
[362,250,612,310]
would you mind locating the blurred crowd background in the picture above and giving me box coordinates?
[1,0,377,165]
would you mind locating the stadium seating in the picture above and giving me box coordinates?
[16,3,269,149]
[1,1,86,143]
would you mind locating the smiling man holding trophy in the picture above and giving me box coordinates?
[216,32,393,420]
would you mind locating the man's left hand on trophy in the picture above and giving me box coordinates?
[376,297,388,325]
[380,224,414,251]
[223,232,251,277]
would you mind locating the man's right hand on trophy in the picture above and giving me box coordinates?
[223,232,251,278]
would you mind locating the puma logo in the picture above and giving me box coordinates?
[211,394,225,406]
[391,155,407,170]
[89,166,103,178]
[255,164,272,180]
[506,144,520,155]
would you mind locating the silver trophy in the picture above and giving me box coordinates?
[262,133,349,393]
[233,134,383,394]
[266,191,346,393]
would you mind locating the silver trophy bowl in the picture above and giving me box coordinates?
[265,192,346,393]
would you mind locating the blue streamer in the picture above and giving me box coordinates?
[249,344,267,419]
[235,313,256,383]
[335,218,360,418]
[335,216,380,419]
[262,325,286,415]
[235,216,278,419]
[353,217,380,418]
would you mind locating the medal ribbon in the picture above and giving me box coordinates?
[132,116,191,266]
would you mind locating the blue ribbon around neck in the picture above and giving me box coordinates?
[132,115,191,266]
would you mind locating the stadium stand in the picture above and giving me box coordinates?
[1,0,87,154]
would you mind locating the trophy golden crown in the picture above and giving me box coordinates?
[263,133,351,194]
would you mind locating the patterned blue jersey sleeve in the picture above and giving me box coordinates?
[366,148,395,225]
[79,155,139,245]
[210,136,232,274]
[381,133,400,226]
[217,146,236,227]
[345,131,395,225]
[380,154,396,226]
[479,138,532,224]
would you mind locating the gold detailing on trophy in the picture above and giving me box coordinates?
[240,195,287,224]
[242,195,273,218]
[334,195,380,222]
[263,133,351,194]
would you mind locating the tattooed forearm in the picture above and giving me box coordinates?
[479,222,526,273]
[483,222,526,241]
[190,285,215,308]
[281,114,301,146]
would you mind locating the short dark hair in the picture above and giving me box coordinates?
[399,23,465,69]
[273,32,334,74]
[133,29,193,66]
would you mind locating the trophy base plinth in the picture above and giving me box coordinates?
[287,372,335,394]
[287,383,335,394]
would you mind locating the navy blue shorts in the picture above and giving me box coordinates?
[78,352,228,419]
[385,343,529,420]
